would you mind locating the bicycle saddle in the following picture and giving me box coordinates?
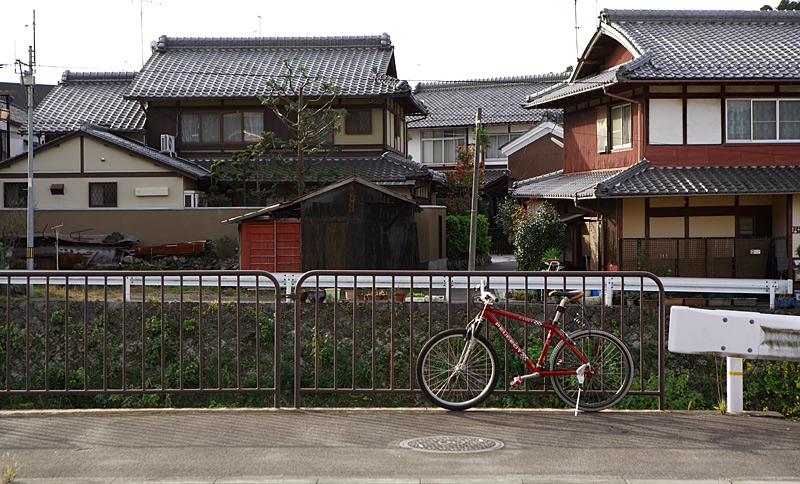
[548,289,584,300]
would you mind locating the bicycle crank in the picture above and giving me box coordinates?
[510,372,540,387]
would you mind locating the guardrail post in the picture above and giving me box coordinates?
[124,275,131,300]
[726,357,744,414]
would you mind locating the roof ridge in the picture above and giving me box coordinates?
[415,73,569,92]
[603,9,800,23]
[151,33,393,52]
[60,71,137,84]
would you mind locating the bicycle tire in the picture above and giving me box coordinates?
[416,328,499,411]
[549,329,634,412]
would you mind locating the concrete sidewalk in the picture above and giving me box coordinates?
[0,408,798,484]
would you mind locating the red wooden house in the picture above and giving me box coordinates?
[518,9,800,279]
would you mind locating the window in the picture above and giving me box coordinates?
[596,106,608,153]
[345,109,372,134]
[726,99,800,142]
[3,182,26,208]
[184,191,202,208]
[611,103,632,149]
[486,133,522,160]
[180,112,263,144]
[421,129,466,165]
[89,182,117,207]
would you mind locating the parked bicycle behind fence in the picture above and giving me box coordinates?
[416,281,634,412]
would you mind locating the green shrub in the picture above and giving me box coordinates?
[446,214,490,259]
[744,360,800,419]
[514,201,566,271]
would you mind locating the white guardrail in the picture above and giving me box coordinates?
[0,273,792,308]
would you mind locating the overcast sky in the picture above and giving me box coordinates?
[1,0,774,88]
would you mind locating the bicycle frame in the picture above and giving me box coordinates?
[476,303,592,379]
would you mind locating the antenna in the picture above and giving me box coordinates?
[574,0,580,62]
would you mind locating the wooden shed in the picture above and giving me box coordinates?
[225,176,420,271]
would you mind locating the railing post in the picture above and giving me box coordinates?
[726,357,744,414]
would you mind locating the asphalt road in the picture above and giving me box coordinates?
[0,408,798,483]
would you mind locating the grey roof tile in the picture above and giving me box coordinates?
[128,34,418,103]
[600,161,800,196]
[514,160,800,199]
[32,71,145,134]
[408,75,567,128]
[0,81,54,125]
[511,169,625,199]
[526,10,800,107]
[602,9,800,81]
[191,151,443,186]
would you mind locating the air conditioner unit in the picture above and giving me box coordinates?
[160,134,176,155]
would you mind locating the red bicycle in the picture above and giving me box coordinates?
[416,281,633,412]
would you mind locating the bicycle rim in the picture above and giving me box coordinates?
[549,330,633,411]
[416,329,499,411]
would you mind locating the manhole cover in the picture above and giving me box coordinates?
[399,435,504,453]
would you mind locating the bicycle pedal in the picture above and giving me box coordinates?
[510,376,523,388]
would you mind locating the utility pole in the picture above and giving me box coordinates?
[467,108,482,271]
[19,11,36,271]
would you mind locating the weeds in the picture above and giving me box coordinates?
[1,452,18,483]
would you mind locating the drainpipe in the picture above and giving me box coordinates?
[603,87,644,162]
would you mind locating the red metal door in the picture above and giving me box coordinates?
[241,219,301,272]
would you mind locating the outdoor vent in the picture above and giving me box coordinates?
[160,134,176,155]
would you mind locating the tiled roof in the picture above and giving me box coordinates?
[511,169,625,199]
[127,34,420,105]
[512,160,800,199]
[32,71,145,134]
[192,151,444,186]
[526,9,800,107]
[597,160,800,196]
[601,9,800,81]
[408,75,566,128]
[0,81,54,125]
[525,66,621,106]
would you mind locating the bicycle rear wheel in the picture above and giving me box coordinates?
[549,329,633,411]
[416,328,499,411]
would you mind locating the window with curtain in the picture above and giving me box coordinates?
[727,99,800,142]
[421,129,466,165]
[180,112,263,144]
[596,105,608,153]
[611,103,632,149]
[486,133,522,160]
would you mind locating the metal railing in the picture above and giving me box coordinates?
[293,270,666,410]
[1,269,666,410]
[0,270,282,406]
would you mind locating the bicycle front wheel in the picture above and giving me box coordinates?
[416,328,499,411]
[549,329,633,411]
